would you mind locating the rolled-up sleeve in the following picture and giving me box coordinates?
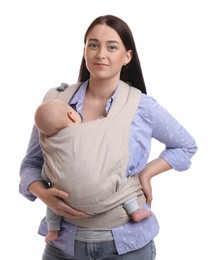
[19,125,44,201]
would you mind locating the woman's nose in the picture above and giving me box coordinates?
[96,47,106,59]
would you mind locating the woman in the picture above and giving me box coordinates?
[19,15,197,259]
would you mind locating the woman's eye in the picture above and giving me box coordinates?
[108,45,118,51]
[89,43,98,49]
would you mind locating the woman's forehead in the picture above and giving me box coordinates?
[86,24,121,42]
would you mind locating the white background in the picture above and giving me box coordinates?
[0,0,214,259]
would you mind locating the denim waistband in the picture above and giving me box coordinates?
[76,227,113,242]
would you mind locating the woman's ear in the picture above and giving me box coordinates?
[124,50,133,65]
[83,47,86,60]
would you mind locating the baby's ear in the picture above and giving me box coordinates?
[67,111,77,123]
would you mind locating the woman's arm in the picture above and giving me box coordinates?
[137,96,197,206]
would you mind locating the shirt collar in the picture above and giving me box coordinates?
[69,80,118,115]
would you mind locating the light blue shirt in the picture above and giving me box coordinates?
[19,81,197,255]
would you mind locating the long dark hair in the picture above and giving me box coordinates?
[78,15,147,94]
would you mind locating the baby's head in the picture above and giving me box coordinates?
[34,99,81,136]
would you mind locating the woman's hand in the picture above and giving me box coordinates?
[29,181,87,218]
[139,173,153,207]
[139,157,172,207]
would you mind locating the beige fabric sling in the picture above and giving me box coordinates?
[40,81,146,228]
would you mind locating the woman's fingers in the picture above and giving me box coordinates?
[47,188,87,218]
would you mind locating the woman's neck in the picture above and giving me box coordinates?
[87,78,119,100]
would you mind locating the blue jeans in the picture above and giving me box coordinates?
[42,240,156,260]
